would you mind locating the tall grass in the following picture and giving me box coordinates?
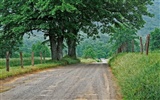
[109,53,160,100]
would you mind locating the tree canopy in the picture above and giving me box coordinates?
[0,0,154,59]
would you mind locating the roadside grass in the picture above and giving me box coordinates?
[0,57,80,79]
[80,58,96,64]
[109,52,160,100]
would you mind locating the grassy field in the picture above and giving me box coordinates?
[109,52,160,100]
[0,57,50,69]
[0,57,80,79]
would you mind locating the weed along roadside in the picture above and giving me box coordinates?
[0,57,80,80]
[109,52,160,99]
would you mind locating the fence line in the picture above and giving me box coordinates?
[116,34,150,55]
[5,52,46,72]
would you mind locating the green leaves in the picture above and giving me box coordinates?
[32,41,50,57]
[150,28,160,50]
[0,0,154,58]
[82,46,96,59]
[109,26,138,53]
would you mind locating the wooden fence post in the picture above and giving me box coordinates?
[31,52,34,66]
[6,51,10,72]
[146,34,150,55]
[40,52,42,64]
[140,37,143,54]
[132,40,134,52]
[20,52,23,68]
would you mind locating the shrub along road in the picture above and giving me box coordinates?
[0,63,117,100]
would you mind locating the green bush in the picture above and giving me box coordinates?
[109,53,160,100]
[150,28,160,50]
[61,56,80,64]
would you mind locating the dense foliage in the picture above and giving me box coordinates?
[150,28,160,50]
[32,41,50,57]
[109,26,139,54]
[82,46,96,59]
[0,33,23,58]
[77,34,111,58]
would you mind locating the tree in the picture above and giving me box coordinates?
[109,26,138,54]
[150,28,160,50]
[0,0,78,60]
[66,0,154,58]
[82,46,96,59]
[32,41,50,57]
[0,31,23,58]
[0,0,154,60]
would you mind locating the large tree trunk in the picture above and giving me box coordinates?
[49,35,57,60]
[57,36,64,60]
[67,38,76,58]
[117,45,122,53]
[67,29,78,58]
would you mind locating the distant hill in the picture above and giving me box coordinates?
[138,0,160,37]
[23,31,45,47]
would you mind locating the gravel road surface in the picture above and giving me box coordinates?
[0,63,116,100]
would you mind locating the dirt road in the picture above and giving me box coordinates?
[0,63,117,100]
